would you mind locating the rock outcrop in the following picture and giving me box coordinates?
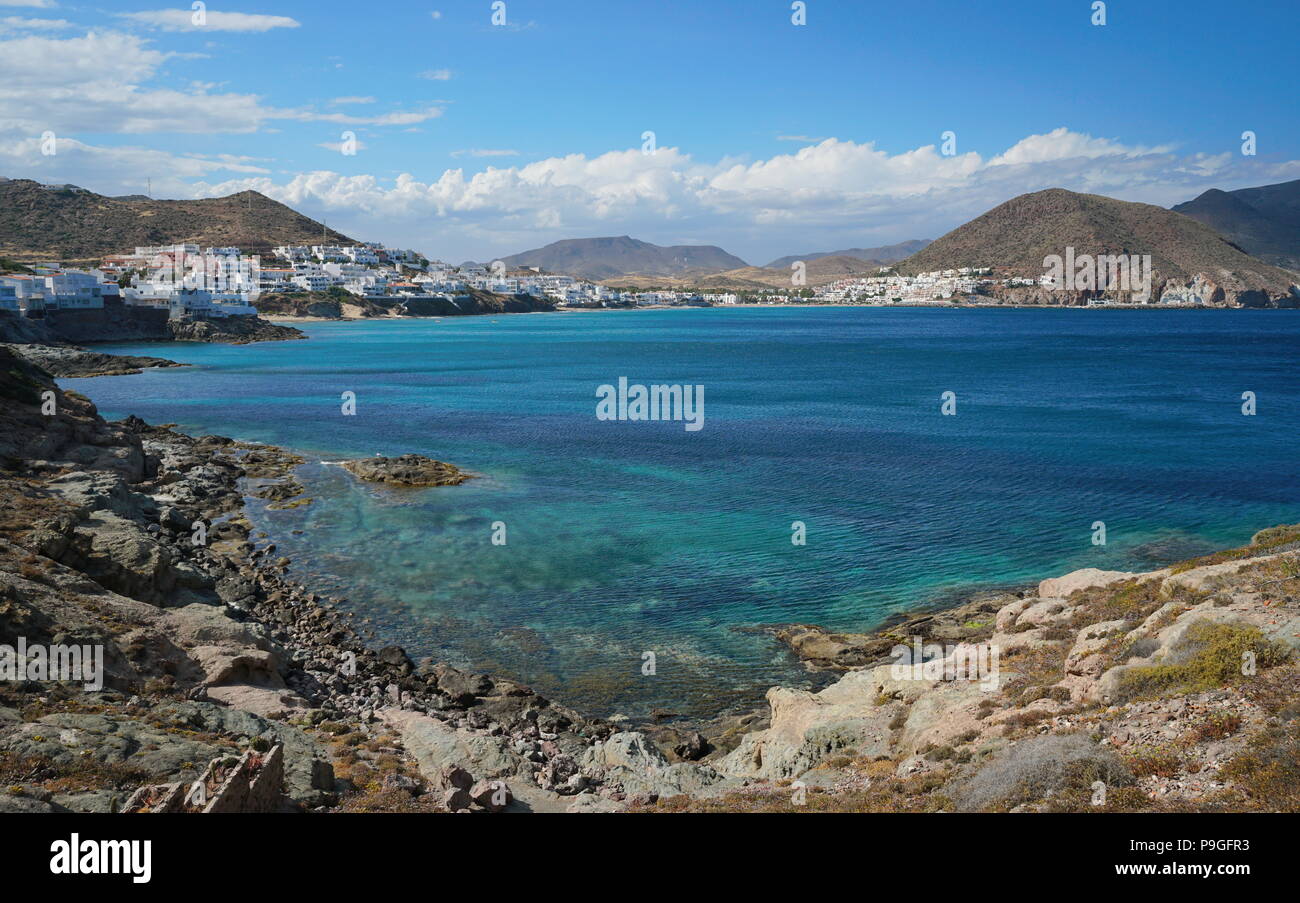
[649,530,1300,812]
[340,454,472,488]
[166,316,304,344]
[8,344,185,378]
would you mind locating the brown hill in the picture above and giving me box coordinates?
[765,239,931,269]
[501,235,747,280]
[0,179,355,262]
[607,255,880,291]
[898,188,1298,306]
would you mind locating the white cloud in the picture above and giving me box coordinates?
[0,1,56,7]
[330,96,376,105]
[451,148,520,158]
[418,68,451,81]
[317,138,367,153]
[0,15,71,28]
[287,106,443,126]
[988,126,1175,166]
[185,129,1300,262]
[0,31,273,133]
[118,9,301,32]
[0,134,269,198]
[0,30,445,134]
[430,10,442,19]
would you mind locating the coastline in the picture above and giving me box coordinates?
[254,299,1288,324]
[3,334,1298,813]
[0,354,628,812]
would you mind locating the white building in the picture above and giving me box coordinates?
[167,289,257,318]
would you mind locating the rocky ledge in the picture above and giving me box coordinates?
[166,316,305,345]
[340,454,472,488]
[768,591,1011,672]
[645,538,1300,813]
[9,343,186,378]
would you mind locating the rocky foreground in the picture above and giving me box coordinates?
[0,342,1296,813]
[648,541,1300,812]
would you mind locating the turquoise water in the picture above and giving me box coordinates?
[77,307,1300,718]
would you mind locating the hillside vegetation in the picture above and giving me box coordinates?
[0,179,354,262]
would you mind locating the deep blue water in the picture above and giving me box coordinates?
[76,307,1300,718]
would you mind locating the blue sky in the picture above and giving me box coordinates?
[2,0,1298,263]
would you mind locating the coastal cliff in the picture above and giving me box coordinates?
[1,305,304,346]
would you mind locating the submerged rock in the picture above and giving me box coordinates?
[340,454,472,488]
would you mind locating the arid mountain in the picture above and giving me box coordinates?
[765,239,931,269]
[0,178,355,261]
[898,188,1298,306]
[606,255,880,291]
[1172,180,1300,270]
[500,235,748,280]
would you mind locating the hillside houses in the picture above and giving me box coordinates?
[0,266,114,312]
[0,235,757,322]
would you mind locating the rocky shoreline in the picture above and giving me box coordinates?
[253,288,556,321]
[0,347,605,811]
[2,343,1297,813]
[6,343,187,379]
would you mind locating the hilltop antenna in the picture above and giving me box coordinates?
[147,178,151,199]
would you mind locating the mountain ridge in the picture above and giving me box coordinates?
[0,178,355,261]
[1172,179,1300,270]
[896,187,1297,306]
[500,235,748,280]
[765,239,931,270]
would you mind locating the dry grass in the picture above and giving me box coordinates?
[647,757,953,813]
[0,749,152,793]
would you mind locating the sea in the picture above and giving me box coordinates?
[74,306,1300,719]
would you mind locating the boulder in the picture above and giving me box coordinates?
[442,787,471,812]
[1038,568,1139,600]
[380,709,530,781]
[581,731,731,797]
[340,455,472,488]
[469,779,511,812]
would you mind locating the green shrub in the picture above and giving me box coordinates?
[1116,621,1291,702]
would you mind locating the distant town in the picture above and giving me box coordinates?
[0,237,1216,323]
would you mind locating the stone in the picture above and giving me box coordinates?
[340,455,472,488]
[469,779,511,812]
[442,787,471,812]
[673,731,711,761]
[381,772,423,795]
[439,764,474,791]
[1038,568,1139,600]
